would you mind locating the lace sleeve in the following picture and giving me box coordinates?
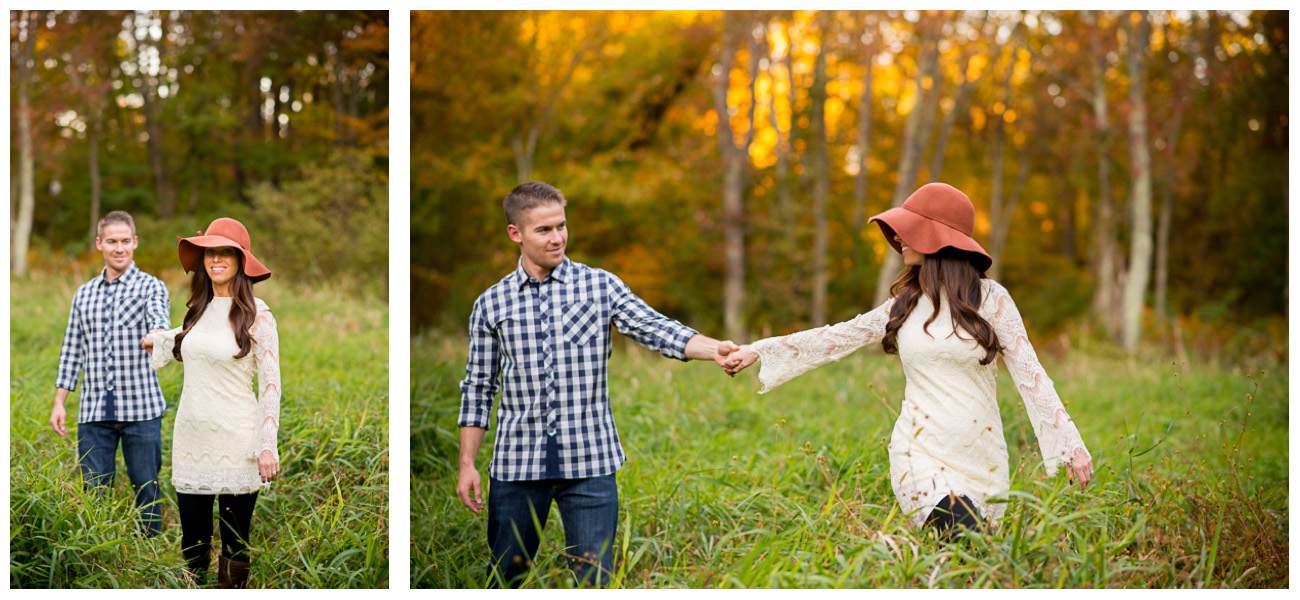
[987,281,1090,476]
[150,327,183,371]
[749,298,895,394]
[250,301,281,461]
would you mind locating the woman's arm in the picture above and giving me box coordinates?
[987,281,1093,489]
[251,301,281,482]
[730,297,895,393]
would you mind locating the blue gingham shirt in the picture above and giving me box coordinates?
[56,263,171,423]
[459,258,698,481]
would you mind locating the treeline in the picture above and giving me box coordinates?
[10,10,389,297]
[413,10,1286,361]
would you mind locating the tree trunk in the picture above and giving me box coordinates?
[810,11,833,326]
[873,22,939,306]
[1087,11,1119,337]
[851,30,874,263]
[769,23,794,253]
[137,10,176,218]
[88,104,103,243]
[929,12,991,182]
[1121,10,1153,353]
[12,10,41,277]
[713,13,747,342]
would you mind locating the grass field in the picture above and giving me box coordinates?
[10,273,389,588]
[412,330,1287,588]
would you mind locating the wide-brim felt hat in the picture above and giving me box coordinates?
[177,217,271,283]
[867,182,993,273]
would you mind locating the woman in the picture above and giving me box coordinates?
[724,183,1093,535]
[143,217,281,587]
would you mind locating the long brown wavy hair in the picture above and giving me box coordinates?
[881,248,1000,365]
[174,250,257,362]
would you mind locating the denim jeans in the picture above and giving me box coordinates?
[77,417,163,537]
[486,473,619,588]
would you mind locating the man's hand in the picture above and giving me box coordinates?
[723,346,759,376]
[50,402,68,437]
[258,450,280,483]
[458,465,485,514]
[1065,448,1093,491]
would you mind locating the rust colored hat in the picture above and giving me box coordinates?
[177,217,271,283]
[867,182,992,273]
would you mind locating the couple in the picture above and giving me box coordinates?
[457,181,1094,588]
[51,211,281,588]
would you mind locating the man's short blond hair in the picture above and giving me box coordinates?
[504,181,567,227]
[96,210,136,238]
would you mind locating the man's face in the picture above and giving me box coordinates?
[508,204,567,277]
[95,223,137,275]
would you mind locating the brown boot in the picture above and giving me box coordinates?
[218,555,251,589]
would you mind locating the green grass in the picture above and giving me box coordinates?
[412,331,1287,588]
[10,273,389,588]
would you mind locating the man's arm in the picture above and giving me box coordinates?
[607,272,736,366]
[53,300,84,436]
[457,426,487,514]
[146,277,171,331]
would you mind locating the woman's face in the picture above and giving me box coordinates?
[895,235,926,266]
[204,246,242,287]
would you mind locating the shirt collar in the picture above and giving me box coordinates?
[98,262,138,286]
[512,257,571,291]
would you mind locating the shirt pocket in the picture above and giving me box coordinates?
[561,300,603,346]
[115,293,150,326]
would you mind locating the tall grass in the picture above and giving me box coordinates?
[10,275,389,588]
[412,333,1287,588]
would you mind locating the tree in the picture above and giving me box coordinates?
[873,15,940,306]
[1121,9,1153,352]
[11,10,42,276]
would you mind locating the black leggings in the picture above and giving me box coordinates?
[924,494,983,538]
[177,492,259,568]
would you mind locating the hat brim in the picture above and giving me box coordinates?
[868,206,992,272]
[177,235,272,283]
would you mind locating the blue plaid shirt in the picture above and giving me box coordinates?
[459,258,698,481]
[56,263,171,423]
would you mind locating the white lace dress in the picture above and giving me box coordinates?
[151,297,281,495]
[748,279,1089,527]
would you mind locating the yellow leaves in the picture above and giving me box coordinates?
[970,106,986,131]
[1029,201,1048,216]
[696,109,718,136]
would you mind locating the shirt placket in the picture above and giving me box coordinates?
[537,280,559,438]
[101,280,120,419]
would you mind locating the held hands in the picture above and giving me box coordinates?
[457,465,485,514]
[258,450,280,483]
[721,345,759,376]
[1065,447,1093,491]
[140,328,164,354]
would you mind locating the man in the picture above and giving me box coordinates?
[457,181,737,588]
[51,210,171,537]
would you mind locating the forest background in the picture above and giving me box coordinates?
[10,10,389,297]
[10,10,391,588]
[412,9,1287,362]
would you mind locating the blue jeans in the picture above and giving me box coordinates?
[486,474,619,588]
[77,417,163,537]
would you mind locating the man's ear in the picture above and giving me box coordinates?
[94,237,104,251]
[507,224,523,244]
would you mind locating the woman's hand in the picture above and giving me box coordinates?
[1066,448,1093,491]
[259,450,280,483]
[723,346,759,376]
